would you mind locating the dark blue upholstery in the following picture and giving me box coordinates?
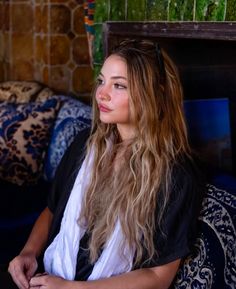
[0,99,60,186]
[174,183,236,289]
[0,94,91,268]
[0,91,235,289]
[44,96,91,181]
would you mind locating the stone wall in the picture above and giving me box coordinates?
[0,0,93,101]
[1,0,236,100]
[0,1,6,82]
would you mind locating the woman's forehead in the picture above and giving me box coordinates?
[101,55,127,78]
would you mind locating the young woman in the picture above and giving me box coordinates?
[7,39,204,289]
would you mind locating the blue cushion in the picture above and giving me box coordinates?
[210,172,236,194]
[174,184,236,289]
[44,97,91,181]
[0,99,60,186]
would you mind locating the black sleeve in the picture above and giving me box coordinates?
[46,128,90,245]
[143,157,205,267]
[47,127,90,213]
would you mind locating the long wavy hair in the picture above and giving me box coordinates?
[79,39,191,266]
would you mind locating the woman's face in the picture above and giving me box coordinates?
[95,54,135,140]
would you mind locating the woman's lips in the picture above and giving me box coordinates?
[98,104,112,112]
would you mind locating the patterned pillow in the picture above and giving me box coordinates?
[0,81,54,103]
[173,184,236,289]
[0,98,60,186]
[44,96,91,181]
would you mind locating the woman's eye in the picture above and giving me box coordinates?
[114,83,127,89]
[96,78,104,85]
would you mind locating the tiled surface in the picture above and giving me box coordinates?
[168,0,194,21]
[94,0,109,23]
[225,0,236,20]
[146,0,168,20]
[0,0,235,98]
[0,0,93,100]
[109,0,126,20]
[93,0,234,67]
[101,0,231,21]
[127,0,146,20]
[195,0,226,21]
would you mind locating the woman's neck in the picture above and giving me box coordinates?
[117,124,136,141]
[113,142,131,173]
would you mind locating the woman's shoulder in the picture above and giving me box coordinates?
[69,127,91,154]
[59,127,91,168]
[169,153,206,205]
[50,129,90,196]
[172,153,205,185]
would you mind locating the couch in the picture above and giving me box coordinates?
[0,81,235,289]
[0,81,92,269]
[173,176,236,289]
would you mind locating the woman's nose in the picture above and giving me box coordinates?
[98,86,111,101]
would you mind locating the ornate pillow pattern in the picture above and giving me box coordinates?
[0,81,54,103]
[44,96,91,181]
[174,184,236,289]
[0,99,60,186]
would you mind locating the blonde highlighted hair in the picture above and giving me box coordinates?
[79,39,191,266]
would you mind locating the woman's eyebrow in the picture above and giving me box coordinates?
[99,72,127,80]
[111,76,127,81]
